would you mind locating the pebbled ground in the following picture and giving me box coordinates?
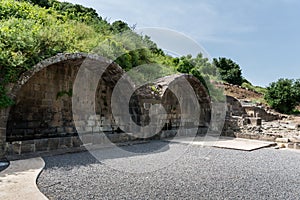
[37,141,300,200]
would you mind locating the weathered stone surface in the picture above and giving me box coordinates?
[259,135,277,142]
[35,139,49,152]
[287,143,295,149]
[20,141,35,153]
[48,138,59,151]
[294,143,300,150]
[0,53,216,157]
[275,138,290,143]
[72,137,83,147]
[290,136,300,143]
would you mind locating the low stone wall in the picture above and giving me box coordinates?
[243,106,280,122]
[6,136,82,155]
[5,127,210,156]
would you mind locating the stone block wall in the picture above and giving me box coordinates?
[6,60,82,142]
[226,96,246,117]
[0,53,215,157]
[243,106,279,121]
[130,74,212,137]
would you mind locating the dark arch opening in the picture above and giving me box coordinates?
[6,54,124,143]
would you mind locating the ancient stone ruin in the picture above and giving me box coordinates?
[4,52,299,159]
[0,53,214,158]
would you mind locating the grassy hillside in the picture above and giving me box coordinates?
[0,0,232,108]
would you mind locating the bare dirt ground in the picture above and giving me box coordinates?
[217,82,264,101]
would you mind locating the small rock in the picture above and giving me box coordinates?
[280,143,286,148]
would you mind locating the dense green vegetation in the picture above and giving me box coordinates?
[265,79,300,114]
[0,0,110,107]
[212,57,243,86]
[0,0,226,108]
[0,0,297,114]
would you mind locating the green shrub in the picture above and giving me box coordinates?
[265,78,300,114]
[213,57,243,86]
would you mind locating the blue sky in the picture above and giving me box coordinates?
[64,0,300,86]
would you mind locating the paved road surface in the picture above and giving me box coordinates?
[37,141,300,199]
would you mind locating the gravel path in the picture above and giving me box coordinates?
[37,141,300,199]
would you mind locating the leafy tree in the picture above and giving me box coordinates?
[0,0,146,107]
[213,57,243,85]
[110,20,131,33]
[0,0,227,108]
[265,78,300,114]
[176,56,194,74]
[172,54,225,101]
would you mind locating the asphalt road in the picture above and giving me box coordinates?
[37,141,300,200]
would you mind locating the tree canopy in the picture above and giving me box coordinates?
[213,57,243,86]
[0,0,226,108]
[5,0,294,111]
[264,78,300,114]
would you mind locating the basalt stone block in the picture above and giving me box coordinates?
[14,122,28,129]
[107,134,122,143]
[259,135,276,142]
[21,140,35,153]
[65,127,75,133]
[10,142,21,155]
[294,143,300,150]
[0,128,6,138]
[27,121,41,128]
[250,134,260,140]
[48,138,59,150]
[59,137,72,148]
[249,118,262,126]
[56,127,65,133]
[287,143,295,149]
[72,136,83,147]
[35,139,49,152]
[275,138,290,143]
[26,129,35,135]
[118,133,130,143]
[42,127,57,135]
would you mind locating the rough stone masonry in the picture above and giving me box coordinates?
[0,53,214,158]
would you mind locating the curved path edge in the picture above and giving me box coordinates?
[0,157,48,200]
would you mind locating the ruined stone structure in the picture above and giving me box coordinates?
[0,53,212,158]
[242,104,280,122]
[132,74,212,137]
[226,96,246,117]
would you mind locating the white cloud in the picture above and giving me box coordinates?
[64,0,256,45]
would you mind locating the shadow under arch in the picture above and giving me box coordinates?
[2,53,124,156]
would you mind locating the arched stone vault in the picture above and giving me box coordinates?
[0,53,124,157]
[131,74,211,138]
[0,53,212,158]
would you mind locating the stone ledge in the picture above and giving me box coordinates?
[5,136,83,156]
[236,133,300,151]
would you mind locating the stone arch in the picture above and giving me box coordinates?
[0,53,213,157]
[160,74,211,134]
[1,53,124,156]
[226,96,246,116]
[131,74,211,138]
